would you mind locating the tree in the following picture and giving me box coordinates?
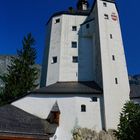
[0,33,38,104]
[116,101,140,140]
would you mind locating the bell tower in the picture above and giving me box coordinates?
[92,0,130,129]
[77,0,89,11]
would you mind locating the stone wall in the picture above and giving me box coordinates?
[72,128,117,140]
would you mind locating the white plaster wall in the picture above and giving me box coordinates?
[46,16,62,86]
[42,13,105,85]
[12,94,103,140]
[39,0,130,134]
[79,21,96,81]
[78,37,94,81]
[80,20,95,37]
[95,0,130,129]
[59,15,87,82]
[76,96,102,130]
[43,14,96,85]
[86,2,103,87]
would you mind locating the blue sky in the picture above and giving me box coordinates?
[0,0,139,75]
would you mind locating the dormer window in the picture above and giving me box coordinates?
[46,101,60,126]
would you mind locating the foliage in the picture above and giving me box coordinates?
[0,33,38,105]
[116,101,140,140]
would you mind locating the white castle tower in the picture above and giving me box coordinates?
[12,0,130,139]
[41,0,130,129]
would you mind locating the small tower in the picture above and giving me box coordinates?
[77,0,89,11]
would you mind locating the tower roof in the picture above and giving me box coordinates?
[33,81,102,94]
[51,101,60,112]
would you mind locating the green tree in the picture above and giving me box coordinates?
[0,33,38,104]
[116,101,140,140]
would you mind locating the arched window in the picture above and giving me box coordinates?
[81,104,86,112]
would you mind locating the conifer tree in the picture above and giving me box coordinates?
[0,33,38,104]
[116,101,140,140]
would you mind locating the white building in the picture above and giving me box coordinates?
[12,0,130,139]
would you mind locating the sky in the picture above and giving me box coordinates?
[0,0,140,75]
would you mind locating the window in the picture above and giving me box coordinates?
[55,19,60,23]
[115,78,118,84]
[81,105,86,112]
[103,2,107,7]
[92,97,98,102]
[72,26,77,31]
[52,57,57,64]
[72,56,78,63]
[110,34,113,39]
[112,55,115,61]
[104,14,109,19]
[72,42,77,48]
[86,24,90,29]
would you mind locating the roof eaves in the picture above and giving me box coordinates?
[130,96,140,99]
[0,131,49,139]
[46,11,89,25]
[33,91,102,94]
[100,0,115,3]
